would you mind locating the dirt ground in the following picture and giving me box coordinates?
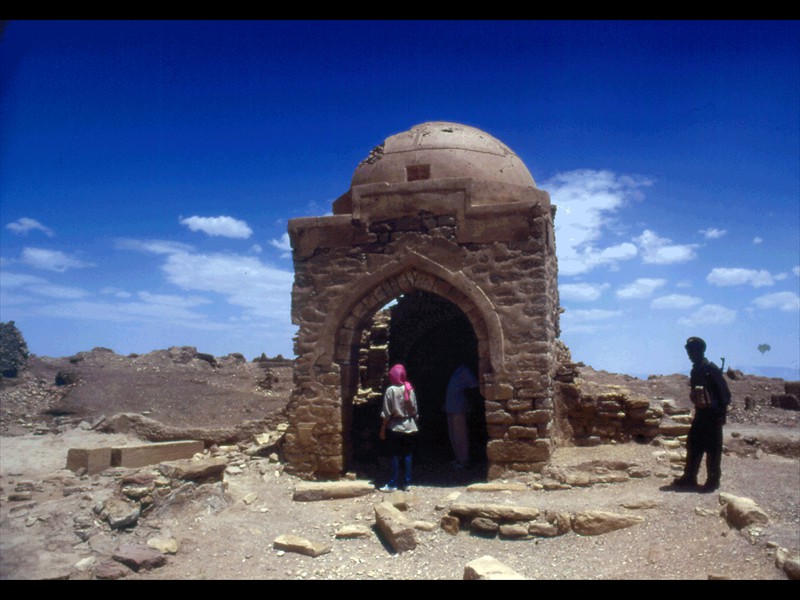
[0,349,798,580]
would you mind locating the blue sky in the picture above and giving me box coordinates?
[1,20,798,378]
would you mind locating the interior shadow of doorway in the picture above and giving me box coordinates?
[348,292,488,488]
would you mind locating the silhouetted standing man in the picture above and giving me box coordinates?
[673,337,731,492]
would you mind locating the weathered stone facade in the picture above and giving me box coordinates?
[285,122,561,479]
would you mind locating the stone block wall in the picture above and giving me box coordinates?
[560,388,664,446]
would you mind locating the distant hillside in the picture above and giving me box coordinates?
[734,366,800,381]
[622,365,797,382]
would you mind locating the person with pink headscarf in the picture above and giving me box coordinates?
[379,364,419,492]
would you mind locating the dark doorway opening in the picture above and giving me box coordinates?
[348,291,487,486]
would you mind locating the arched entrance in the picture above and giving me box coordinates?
[392,292,486,470]
[341,267,494,480]
[347,291,487,483]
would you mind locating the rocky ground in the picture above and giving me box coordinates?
[0,348,798,580]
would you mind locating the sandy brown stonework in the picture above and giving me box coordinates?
[285,122,562,479]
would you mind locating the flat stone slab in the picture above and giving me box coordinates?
[571,510,644,536]
[157,458,227,482]
[273,534,332,557]
[111,440,204,469]
[449,502,541,522]
[292,480,375,501]
[466,482,528,493]
[335,524,372,539]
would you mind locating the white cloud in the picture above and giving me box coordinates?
[699,228,727,239]
[616,278,667,299]
[651,294,703,309]
[753,237,763,245]
[160,252,293,319]
[706,267,777,288]
[0,271,89,299]
[179,215,253,239]
[560,307,622,333]
[6,217,55,237]
[100,287,132,299]
[546,169,652,276]
[20,247,94,272]
[33,299,226,328]
[116,241,294,325]
[678,304,736,326]
[269,232,292,258]
[117,240,293,320]
[635,230,698,265]
[115,239,195,255]
[565,309,623,322]
[794,266,800,277]
[137,291,212,308]
[752,292,800,312]
[250,244,263,254]
[559,282,609,302]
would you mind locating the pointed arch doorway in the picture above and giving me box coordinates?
[349,291,487,484]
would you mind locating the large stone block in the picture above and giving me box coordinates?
[516,409,551,425]
[67,447,113,475]
[293,480,374,501]
[487,439,551,463]
[450,502,540,522]
[111,441,204,469]
[374,502,417,553]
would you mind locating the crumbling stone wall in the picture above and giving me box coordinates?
[0,321,29,378]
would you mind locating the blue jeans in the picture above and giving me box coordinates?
[386,430,415,489]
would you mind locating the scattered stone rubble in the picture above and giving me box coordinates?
[2,423,797,580]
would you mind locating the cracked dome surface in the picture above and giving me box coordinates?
[350,122,536,189]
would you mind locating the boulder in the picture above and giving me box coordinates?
[528,521,560,537]
[93,559,130,580]
[147,537,180,554]
[470,517,499,535]
[464,555,527,580]
[719,493,769,529]
[776,547,800,580]
[112,543,167,571]
[440,515,460,536]
[104,498,140,530]
[498,523,530,539]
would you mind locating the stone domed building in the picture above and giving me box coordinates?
[285,122,562,480]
